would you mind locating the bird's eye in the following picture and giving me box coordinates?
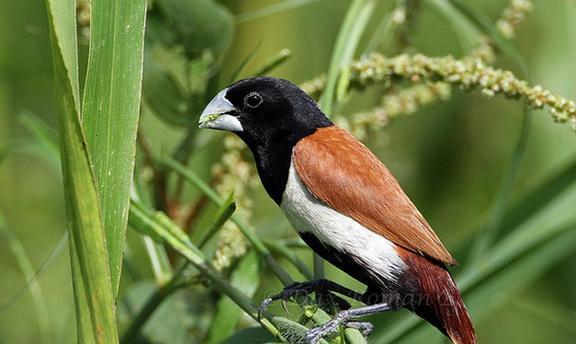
[244,92,263,109]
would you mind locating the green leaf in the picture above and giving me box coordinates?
[151,0,233,59]
[44,0,118,341]
[319,0,376,114]
[205,251,262,344]
[81,0,148,294]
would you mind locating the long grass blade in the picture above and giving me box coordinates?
[81,0,147,294]
[43,0,118,341]
[319,0,376,113]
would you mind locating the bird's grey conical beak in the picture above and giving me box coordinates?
[198,88,243,132]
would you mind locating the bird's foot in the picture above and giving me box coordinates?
[347,321,375,336]
[258,279,352,320]
[305,311,374,344]
[305,302,391,344]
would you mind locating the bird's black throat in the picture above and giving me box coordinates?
[236,121,331,204]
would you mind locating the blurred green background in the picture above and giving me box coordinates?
[1,0,575,343]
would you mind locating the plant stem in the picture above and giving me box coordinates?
[158,156,294,285]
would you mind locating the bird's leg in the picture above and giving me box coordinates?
[305,302,392,344]
[258,279,364,319]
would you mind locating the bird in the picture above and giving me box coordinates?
[198,76,477,344]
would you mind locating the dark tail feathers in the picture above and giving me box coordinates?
[402,251,477,344]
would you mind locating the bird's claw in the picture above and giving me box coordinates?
[347,321,374,336]
[257,297,274,321]
[257,279,354,322]
[258,282,304,321]
[305,311,374,344]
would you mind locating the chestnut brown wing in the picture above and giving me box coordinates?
[293,126,457,265]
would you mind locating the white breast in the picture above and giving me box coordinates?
[280,161,406,283]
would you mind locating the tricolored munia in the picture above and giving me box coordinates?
[198,77,477,344]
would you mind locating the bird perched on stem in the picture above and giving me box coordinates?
[199,77,477,344]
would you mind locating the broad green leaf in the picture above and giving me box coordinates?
[44,0,118,341]
[205,251,261,344]
[150,0,233,59]
[319,0,376,113]
[81,0,147,294]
